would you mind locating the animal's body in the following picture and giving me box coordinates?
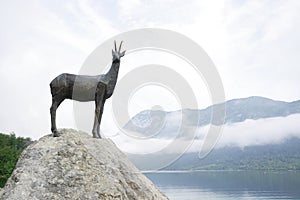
[50,41,125,138]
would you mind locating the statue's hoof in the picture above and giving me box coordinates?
[92,135,101,139]
[52,131,59,137]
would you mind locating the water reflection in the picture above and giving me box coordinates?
[145,171,300,200]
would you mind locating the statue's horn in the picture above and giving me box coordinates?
[114,40,117,51]
[118,41,123,52]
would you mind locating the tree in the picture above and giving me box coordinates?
[0,133,31,187]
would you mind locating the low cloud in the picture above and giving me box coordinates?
[111,114,300,154]
[190,114,300,152]
[217,114,300,148]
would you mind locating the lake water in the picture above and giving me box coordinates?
[144,171,300,200]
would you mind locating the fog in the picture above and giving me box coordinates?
[111,114,300,154]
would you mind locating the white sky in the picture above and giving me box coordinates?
[0,0,300,139]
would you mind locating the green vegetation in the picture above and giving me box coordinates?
[0,133,31,188]
[167,137,300,171]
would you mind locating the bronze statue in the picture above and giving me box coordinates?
[50,41,126,138]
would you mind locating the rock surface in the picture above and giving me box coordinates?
[0,129,168,200]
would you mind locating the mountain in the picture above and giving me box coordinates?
[0,129,168,200]
[124,96,300,136]
[165,137,300,170]
[122,96,300,171]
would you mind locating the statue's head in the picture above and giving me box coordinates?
[112,40,126,62]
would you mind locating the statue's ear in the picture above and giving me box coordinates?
[120,50,126,57]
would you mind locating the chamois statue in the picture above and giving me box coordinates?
[50,41,125,138]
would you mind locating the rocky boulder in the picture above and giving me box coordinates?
[0,129,168,200]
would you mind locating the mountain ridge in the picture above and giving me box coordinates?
[124,96,300,135]
[123,96,300,171]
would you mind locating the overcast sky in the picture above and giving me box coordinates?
[1,0,300,140]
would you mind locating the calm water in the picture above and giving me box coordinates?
[144,171,300,200]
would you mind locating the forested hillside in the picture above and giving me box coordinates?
[165,137,300,170]
[0,133,31,187]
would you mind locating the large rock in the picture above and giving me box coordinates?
[0,129,168,200]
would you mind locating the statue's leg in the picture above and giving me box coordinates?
[96,100,105,138]
[50,96,64,137]
[92,98,105,138]
[92,84,106,138]
[92,104,99,138]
